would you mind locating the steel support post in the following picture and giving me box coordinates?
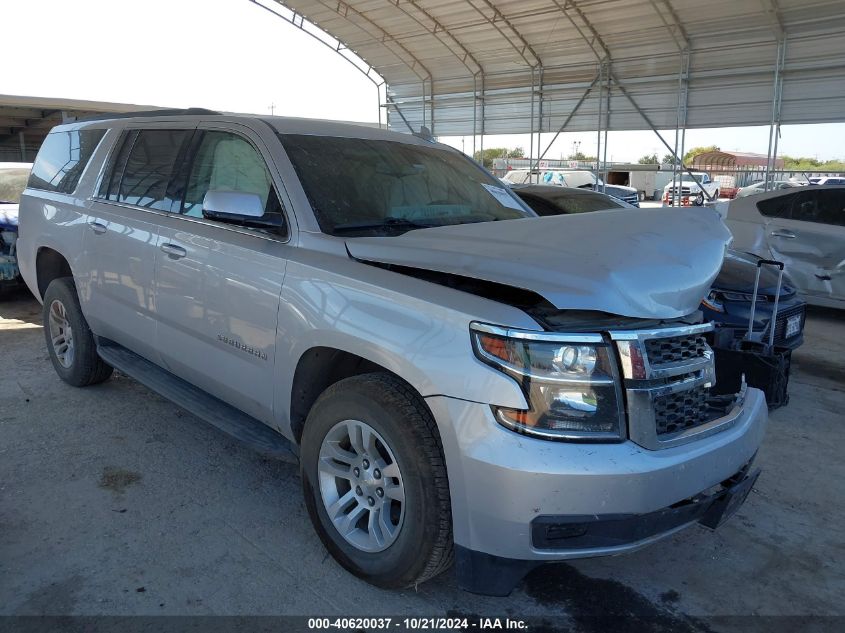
[19,131,26,161]
[537,67,544,177]
[421,80,426,130]
[530,75,600,171]
[429,78,435,136]
[472,74,478,158]
[375,83,382,129]
[764,39,786,191]
[595,61,605,188]
[530,67,536,182]
[671,51,690,206]
[480,74,485,161]
[601,66,610,192]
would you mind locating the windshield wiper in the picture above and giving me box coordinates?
[331,217,436,234]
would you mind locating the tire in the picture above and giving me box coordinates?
[301,373,453,589]
[42,277,113,387]
[714,189,720,200]
[694,192,705,206]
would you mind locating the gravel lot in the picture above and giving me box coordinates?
[1,289,843,630]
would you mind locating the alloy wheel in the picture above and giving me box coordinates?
[48,299,75,368]
[317,419,405,553]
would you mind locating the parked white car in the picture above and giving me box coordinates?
[726,185,845,308]
[502,169,599,188]
[662,172,720,205]
[809,176,845,186]
[736,180,803,198]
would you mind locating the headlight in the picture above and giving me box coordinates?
[470,323,624,441]
[701,290,724,312]
[721,291,768,302]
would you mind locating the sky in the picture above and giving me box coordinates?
[4,0,843,163]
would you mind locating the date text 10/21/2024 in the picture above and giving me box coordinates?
[307,617,529,630]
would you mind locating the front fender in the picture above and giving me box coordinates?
[272,257,533,436]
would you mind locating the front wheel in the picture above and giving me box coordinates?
[694,192,705,206]
[42,277,113,387]
[301,373,453,588]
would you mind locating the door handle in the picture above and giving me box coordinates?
[770,230,796,239]
[88,221,107,235]
[160,243,187,259]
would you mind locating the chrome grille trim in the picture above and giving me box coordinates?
[611,323,743,450]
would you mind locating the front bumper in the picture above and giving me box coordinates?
[426,386,767,594]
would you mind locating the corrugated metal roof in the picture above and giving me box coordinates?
[272,0,845,135]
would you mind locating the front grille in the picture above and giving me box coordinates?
[612,323,732,449]
[653,385,711,436]
[771,304,805,345]
[623,194,639,206]
[644,334,709,366]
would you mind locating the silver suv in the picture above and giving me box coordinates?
[17,111,767,595]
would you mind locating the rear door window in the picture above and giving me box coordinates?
[113,130,191,211]
[756,192,797,218]
[28,128,105,194]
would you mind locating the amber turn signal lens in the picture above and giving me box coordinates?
[478,333,513,363]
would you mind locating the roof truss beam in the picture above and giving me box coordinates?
[463,0,542,68]
[648,0,691,51]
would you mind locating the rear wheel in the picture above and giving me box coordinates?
[301,373,453,588]
[42,277,113,387]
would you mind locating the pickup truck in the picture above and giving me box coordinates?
[17,111,766,595]
[663,171,720,205]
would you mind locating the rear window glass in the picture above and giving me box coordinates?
[28,129,105,194]
[519,190,624,215]
[756,193,796,218]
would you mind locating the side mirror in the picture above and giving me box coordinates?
[201,190,284,230]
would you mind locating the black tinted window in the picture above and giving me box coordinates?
[28,129,105,193]
[514,192,567,217]
[518,189,624,215]
[116,130,190,210]
[756,193,796,218]
[180,131,285,231]
[802,190,845,226]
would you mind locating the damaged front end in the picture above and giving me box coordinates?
[0,222,20,290]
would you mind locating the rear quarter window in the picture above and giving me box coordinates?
[756,192,796,218]
[28,129,106,194]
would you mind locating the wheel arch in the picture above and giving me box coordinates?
[35,247,73,300]
[289,346,431,445]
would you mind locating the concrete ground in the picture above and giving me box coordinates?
[1,289,843,630]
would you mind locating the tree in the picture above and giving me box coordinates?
[472,147,524,168]
[637,153,658,164]
[683,145,720,164]
[661,153,677,165]
[567,151,596,162]
[781,155,845,171]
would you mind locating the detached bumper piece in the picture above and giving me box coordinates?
[455,463,760,596]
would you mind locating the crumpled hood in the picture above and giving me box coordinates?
[346,207,732,319]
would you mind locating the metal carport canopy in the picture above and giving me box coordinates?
[269,0,845,137]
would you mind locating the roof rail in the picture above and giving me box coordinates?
[74,107,222,123]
